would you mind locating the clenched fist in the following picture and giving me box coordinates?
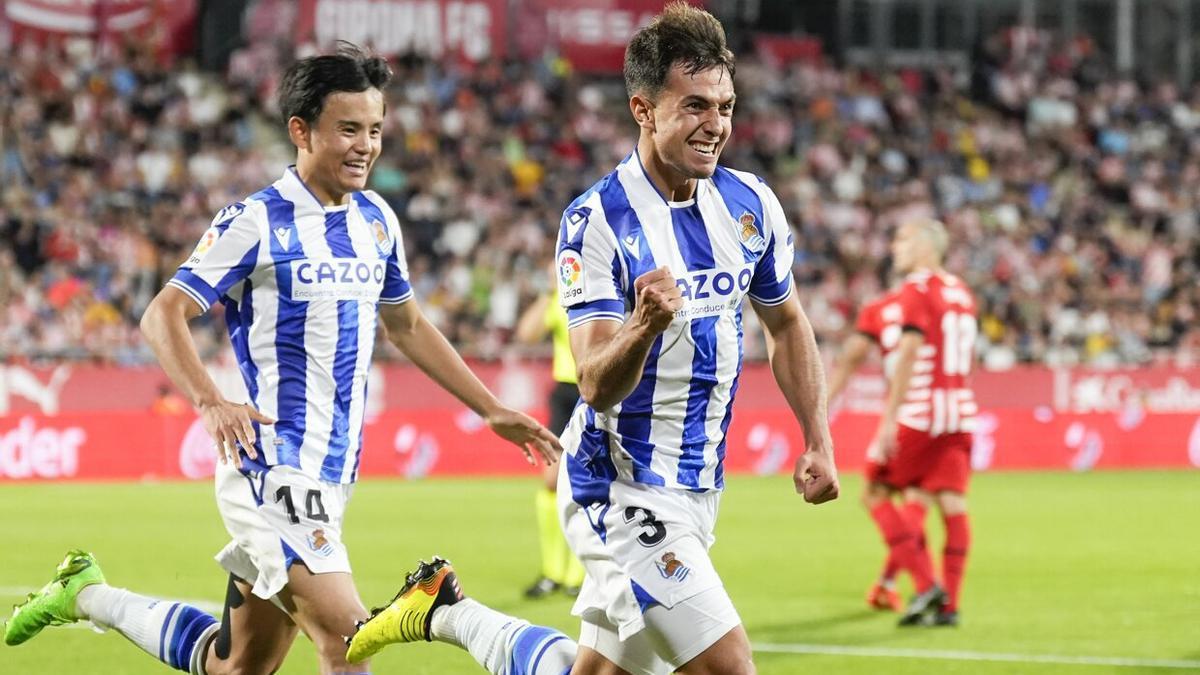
[632,266,683,335]
[794,448,839,505]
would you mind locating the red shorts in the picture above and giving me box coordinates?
[864,460,889,485]
[871,427,971,494]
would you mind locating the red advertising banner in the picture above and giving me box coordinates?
[1,362,1198,482]
[3,0,196,51]
[518,0,693,73]
[752,34,823,67]
[294,0,507,63]
[5,0,153,35]
[1,406,1197,483]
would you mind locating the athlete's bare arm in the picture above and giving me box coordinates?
[827,332,873,405]
[514,294,552,345]
[752,292,839,504]
[379,300,560,464]
[141,285,270,469]
[570,266,682,411]
[872,330,923,458]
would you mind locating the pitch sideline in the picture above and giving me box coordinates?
[753,641,1200,670]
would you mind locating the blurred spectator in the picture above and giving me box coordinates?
[2,27,1199,369]
[150,383,189,416]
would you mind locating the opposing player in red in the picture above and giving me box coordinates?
[871,218,977,627]
[828,287,936,613]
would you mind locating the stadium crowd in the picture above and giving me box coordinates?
[2,26,1198,368]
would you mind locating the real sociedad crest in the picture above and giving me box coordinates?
[738,212,766,253]
[656,552,691,582]
[307,529,335,557]
[371,219,390,254]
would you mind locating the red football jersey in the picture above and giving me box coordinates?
[854,289,903,377]
[894,270,978,436]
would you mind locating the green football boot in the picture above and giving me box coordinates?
[5,550,106,646]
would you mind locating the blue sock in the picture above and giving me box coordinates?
[78,585,219,673]
[163,604,220,672]
[507,624,575,675]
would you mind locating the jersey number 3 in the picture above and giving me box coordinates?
[624,506,668,547]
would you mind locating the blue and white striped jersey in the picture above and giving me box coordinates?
[557,152,795,493]
[169,167,412,484]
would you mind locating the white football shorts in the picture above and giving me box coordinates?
[559,469,741,674]
[214,461,354,602]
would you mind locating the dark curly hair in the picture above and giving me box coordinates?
[277,41,392,124]
[623,2,735,101]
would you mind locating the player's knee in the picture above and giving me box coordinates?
[681,634,755,675]
[905,487,933,507]
[937,491,967,515]
[864,479,897,507]
[860,486,887,509]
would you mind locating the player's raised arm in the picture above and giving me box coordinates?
[570,266,681,411]
[377,300,560,465]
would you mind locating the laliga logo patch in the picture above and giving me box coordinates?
[371,219,390,254]
[738,212,766,253]
[187,227,220,266]
[558,249,584,302]
[307,529,335,557]
[656,552,691,582]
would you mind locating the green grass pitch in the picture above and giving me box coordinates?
[1,470,1197,674]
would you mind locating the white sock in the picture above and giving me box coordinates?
[430,599,575,675]
[77,584,219,674]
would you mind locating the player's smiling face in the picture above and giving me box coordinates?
[292,88,384,205]
[646,64,734,184]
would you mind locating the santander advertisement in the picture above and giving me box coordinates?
[1,362,1198,482]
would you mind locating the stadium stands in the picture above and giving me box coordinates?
[2,29,1198,368]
